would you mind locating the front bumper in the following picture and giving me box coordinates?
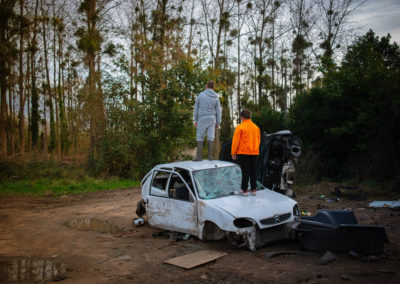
[227,221,294,251]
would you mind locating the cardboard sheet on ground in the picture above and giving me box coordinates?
[164,250,227,269]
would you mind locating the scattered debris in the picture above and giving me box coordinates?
[97,257,112,264]
[294,210,389,254]
[341,275,350,281]
[152,230,192,241]
[133,217,145,226]
[163,250,227,269]
[348,250,360,259]
[376,269,394,274]
[369,201,400,208]
[264,250,321,261]
[52,274,68,282]
[64,218,121,233]
[200,274,208,280]
[182,233,191,241]
[116,255,132,261]
[160,264,175,271]
[362,255,379,262]
[301,210,311,216]
[333,186,367,201]
[349,250,380,262]
[317,251,339,265]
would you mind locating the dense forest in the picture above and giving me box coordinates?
[0,0,399,188]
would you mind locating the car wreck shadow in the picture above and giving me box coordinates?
[150,228,301,254]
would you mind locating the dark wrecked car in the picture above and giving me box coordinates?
[220,130,302,197]
[136,160,300,251]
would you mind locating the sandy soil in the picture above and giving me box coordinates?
[0,185,399,284]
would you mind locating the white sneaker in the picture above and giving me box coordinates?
[234,190,249,196]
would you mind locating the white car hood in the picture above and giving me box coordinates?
[204,189,296,221]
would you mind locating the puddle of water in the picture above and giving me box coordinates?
[0,257,66,282]
[64,218,121,233]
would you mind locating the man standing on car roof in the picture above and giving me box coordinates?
[231,109,261,196]
[193,80,222,161]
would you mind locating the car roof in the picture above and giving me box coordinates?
[155,160,237,171]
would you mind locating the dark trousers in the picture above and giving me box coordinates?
[238,155,258,191]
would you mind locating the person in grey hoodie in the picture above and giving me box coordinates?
[193,80,222,161]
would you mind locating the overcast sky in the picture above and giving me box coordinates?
[350,0,400,43]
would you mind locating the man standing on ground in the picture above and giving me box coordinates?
[193,80,221,161]
[231,109,261,196]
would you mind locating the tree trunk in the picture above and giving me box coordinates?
[271,11,275,110]
[187,0,195,58]
[52,2,60,159]
[0,0,17,160]
[41,0,51,155]
[214,0,224,68]
[18,0,25,154]
[237,0,241,123]
[8,84,14,155]
[30,0,40,149]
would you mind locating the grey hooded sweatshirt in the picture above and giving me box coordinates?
[193,89,222,125]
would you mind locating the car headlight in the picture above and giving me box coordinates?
[233,218,254,228]
[293,205,300,217]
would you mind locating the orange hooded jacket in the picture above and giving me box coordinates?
[231,119,261,155]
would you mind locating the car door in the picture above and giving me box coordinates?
[146,170,172,231]
[165,172,198,235]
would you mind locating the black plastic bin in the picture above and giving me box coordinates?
[294,210,389,254]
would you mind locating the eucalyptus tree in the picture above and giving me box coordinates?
[289,0,316,95]
[316,0,362,71]
[0,0,18,159]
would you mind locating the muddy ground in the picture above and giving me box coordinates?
[0,184,399,283]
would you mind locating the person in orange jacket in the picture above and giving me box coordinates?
[231,109,261,196]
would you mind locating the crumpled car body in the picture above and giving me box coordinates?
[137,160,299,251]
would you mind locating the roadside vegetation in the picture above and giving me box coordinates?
[0,158,139,196]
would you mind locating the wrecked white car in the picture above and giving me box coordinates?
[136,160,299,251]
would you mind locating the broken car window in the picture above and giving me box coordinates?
[168,174,192,202]
[193,166,264,200]
[174,168,195,193]
[151,171,170,191]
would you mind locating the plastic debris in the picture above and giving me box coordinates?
[333,186,367,200]
[133,217,145,226]
[369,201,400,208]
[295,210,389,254]
[317,251,339,265]
[341,275,350,281]
[264,250,321,261]
[182,233,191,241]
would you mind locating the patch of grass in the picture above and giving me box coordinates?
[0,158,140,196]
[0,177,140,196]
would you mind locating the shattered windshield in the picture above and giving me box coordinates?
[193,165,264,200]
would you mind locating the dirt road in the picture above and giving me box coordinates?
[0,186,399,283]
